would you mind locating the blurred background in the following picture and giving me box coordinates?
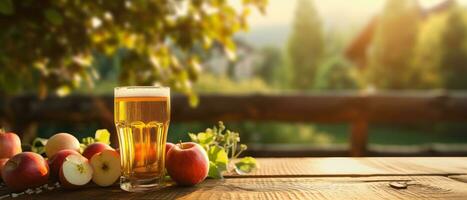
[1,0,467,156]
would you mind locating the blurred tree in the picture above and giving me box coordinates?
[194,73,270,94]
[255,46,284,86]
[287,0,324,90]
[314,56,357,90]
[413,3,467,89]
[0,0,267,104]
[412,11,445,88]
[367,0,421,89]
[439,6,467,89]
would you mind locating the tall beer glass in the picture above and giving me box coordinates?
[114,86,170,192]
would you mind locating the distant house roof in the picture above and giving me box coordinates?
[344,0,455,68]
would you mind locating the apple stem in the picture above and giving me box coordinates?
[178,140,183,149]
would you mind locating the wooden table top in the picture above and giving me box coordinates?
[1,157,467,200]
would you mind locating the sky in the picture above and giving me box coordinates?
[247,0,467,28]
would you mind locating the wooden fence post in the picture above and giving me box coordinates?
[350,117,368,157]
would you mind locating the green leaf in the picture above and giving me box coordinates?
[79,143,87,153]
[188,133,198,143]
[95,129,111,144]
[239,144,247,151]
[207,145,228,179]
[31,137,48,155]
[44,9,63,25]
[81,137,95,146]
[0,0,13,15]
[197,131,215,146]
[208,161,223,179]
[188,94,199,107]
[234,156,258,174]
[223,39,237,61]
[80,137,95,153]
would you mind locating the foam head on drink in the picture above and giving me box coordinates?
[114,87,170,192]
[114,86,170,98]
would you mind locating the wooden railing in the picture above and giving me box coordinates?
[1,91,467,156]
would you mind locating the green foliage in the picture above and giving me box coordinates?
[439,6,467,89]
[0,0,13,15]
[412,11,446,88]
[207,146,228,179]
[367,0,421,89]
[189,121,257,179]
[31,137,48,155]
[0,0,267,103]
[80,129,110,151]
[314,56,358,90]
[194,73,271,94]
[172,122,338,146]
[81,129,111,146]
[236,122,334,144]
[234,156,258,174]
[412,3,467,89]
[287,0,324,89]
[255,46,284,85]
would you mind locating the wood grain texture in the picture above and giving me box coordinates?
[10,176,467,200]
[449,175,467,183]
[228,157,467,177]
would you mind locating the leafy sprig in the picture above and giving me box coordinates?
[189,121,258,178]
[80,129,111,151]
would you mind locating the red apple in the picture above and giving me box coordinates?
[1,152,49,192]
[90,149,121,187]
[0,158,8,179]
[82,142,113,160]
[48,149,80,179]
[164,142,175,168]
[59,154,93,189]
[0,129,22,159]
[165,142,209,186]
[165,142,175,157]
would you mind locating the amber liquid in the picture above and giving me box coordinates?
[114,96,170,192]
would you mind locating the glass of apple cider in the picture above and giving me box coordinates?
[114,86,170,192]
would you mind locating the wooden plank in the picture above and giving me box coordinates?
[228,157,467,177]
[8,176,467,200]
